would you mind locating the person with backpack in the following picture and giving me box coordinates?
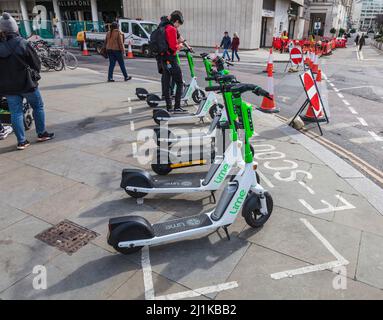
[151,11,185,112]
[0,12,54,150]
[105,21,131,82]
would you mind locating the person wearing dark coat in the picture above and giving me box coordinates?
[358,33,366,51]
[0,12,54,150]
[231,32,240,62]
[220,31,231,60]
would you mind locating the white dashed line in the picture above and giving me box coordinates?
[337,93,344,99]
[348,106,357,114]
[333,88,339,92]
[130,121,135,131]
[368,131,383,142]
[329,83,335,87]
[356,117,368,126]
[142,246,155,300]
[342,100,350,106]
[298,181,315,195]
[257,170,274,188]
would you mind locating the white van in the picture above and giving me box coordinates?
[78,19,158,57]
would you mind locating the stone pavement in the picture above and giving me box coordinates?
[0,68,382,300]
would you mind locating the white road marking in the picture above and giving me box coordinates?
[349,136,379,144]
[132,142,138,157]
[155,281,239,300]
[128,106,132,114]
[322,72,328,80]
[356,117,368,126]
[329,83,335,87]
[342,99,350,106]
[337,93,344,99]
[298,181,315,195]
[356,50,360,61]
[257,170,274,188]
[368,131,383,142]
[333,87,339,92]
[270,218,349,280]
[142,246,155,300]
[359,51,364,60]
[130,121,135,131]
[348,106,357,114]
[338,85,373,91]
[298,195,355,215]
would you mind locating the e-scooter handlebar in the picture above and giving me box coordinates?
[205,86,222,92]
[253,87,272,100]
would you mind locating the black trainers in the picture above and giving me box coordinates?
[124,76,132,81]
[17,140,30,150]
[166,105,173,112]
[37,131,55,142]
[173,107,187,113]
[107,79,115,82]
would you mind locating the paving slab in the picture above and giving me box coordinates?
[0,202,27,231]
[0,243,137,300]
[0,216,60,293]
[109,270,209,300]
[0,165,76,210]
[22,146,126,191]
[239,206,362,279]
[356,232,383,289]
[215,245,383,300]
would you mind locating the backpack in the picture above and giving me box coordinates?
[149,24,169,56]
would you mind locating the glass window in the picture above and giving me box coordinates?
[140,23,158,35]
[132,23,147,38]
[121,22,129,33]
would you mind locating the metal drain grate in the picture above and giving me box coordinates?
[35,220,99,255]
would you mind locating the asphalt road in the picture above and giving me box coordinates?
[72,38,383,187]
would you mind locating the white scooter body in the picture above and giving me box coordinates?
[117,163,268,249]
[124,140,245,195]
[149,77,202,108]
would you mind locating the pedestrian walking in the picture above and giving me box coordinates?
[280,30,288,53]
[358,33,366,51]
[220,31,231,60]
[105,22,131,82]
[355,33,360,47]
[231,32,240,62]
[0,12,54,150]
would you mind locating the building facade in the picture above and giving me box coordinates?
[354,0,383,31]
[122,0,304,49]
[307,0,352,37]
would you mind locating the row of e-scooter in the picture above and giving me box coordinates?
[107,47,274,255]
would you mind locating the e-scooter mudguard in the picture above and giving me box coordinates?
[107,216,154,246]
[120,169,155,190]
[136,88,149,100]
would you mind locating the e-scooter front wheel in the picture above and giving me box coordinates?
[242,192,273,228]
[147,94,161,108]
[153,109,170,125]
[192,89,206,104]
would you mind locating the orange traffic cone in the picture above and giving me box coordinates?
[311,51,319,73]
[263,48,274,73]
[308,49,314,70]
[301,69,326,123]
[257,58,279,113]
[127,40,134,59]
[82,33,90,56]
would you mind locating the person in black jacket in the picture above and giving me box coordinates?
[0,12,54,150]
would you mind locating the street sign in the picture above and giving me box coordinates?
[300,70,323,117]
[290,47,303,66]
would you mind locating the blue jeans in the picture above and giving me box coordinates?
[222,49,230,60]
[232,50,240,61]
[108,50,128,80]
[5,88,46,143]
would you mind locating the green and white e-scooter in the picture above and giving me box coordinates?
[108,82,274,254]
[152,55,234,125]
[120,75,254,199]
[145,47,206,108]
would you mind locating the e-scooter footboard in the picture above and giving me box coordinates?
[153,213,212,237]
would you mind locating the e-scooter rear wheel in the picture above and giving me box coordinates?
[124,175,150,199]
[242,192,273,228]
[191,89,206,104]
[209,103,224,120]
[136,88,149,100]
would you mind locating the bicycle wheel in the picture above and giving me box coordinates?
[54,57,64,71]
[64,51,78,70]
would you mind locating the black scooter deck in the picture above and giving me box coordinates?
[153,213,212,237]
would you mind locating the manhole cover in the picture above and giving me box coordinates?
[35,220,98,255]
